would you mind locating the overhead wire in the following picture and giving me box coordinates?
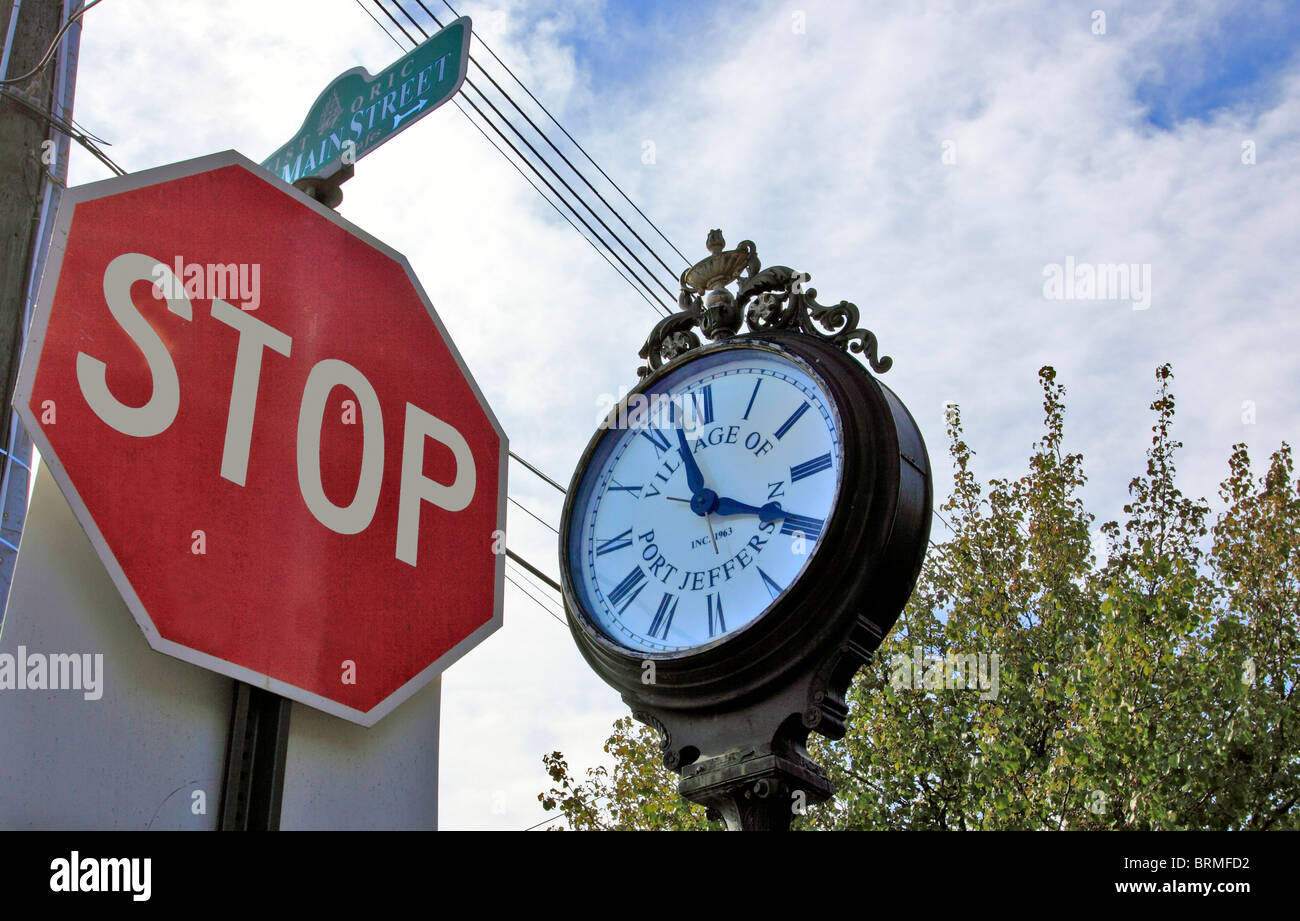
[360,0,710,625]
[508,494,559,535]
[453,90,665,316]
[509,451,566,495]
[352,0,662,316]
[0,0,104,86]
[504,570,566,626]
[0,86,125,176]
[354,0,404,50]
[354,0,593,624]
[522,815,560,831]
[507,558,564,611]
[435,0,690,268]
[371,0,675,315]
[506,548,561,593]
[419,0,687,281]
[355,1,696,568]
[506,554,562,602]
[391,0,680,305]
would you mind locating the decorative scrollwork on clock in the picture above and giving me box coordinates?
[637,231,892,377]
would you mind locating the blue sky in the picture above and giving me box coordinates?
[1135,1,1300,128]
[555,0,704,90]
[23,0,1300,830]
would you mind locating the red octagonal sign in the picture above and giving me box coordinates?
[14,151,506,726]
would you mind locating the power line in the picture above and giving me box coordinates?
[509,494,559,535]
[0,86,124,176]
[418,0,686,282]
[509,451,566,495]
[504,571,562,622]
[373,0,675,315]
[0,0,104,86]
[398,0,681,300]
[506,548,561,593]
[436,0,690,268]
[508,557,559,600]
[354,0,405,50]
[362,1,676,322]
[452,93,665,317]
[504,570,566,626]
[452,84,672,312]
[506,554,561,599]
[506,559,564,615]
[359,0,648,310]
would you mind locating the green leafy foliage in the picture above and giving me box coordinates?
[539,365,1298,830]
[539,717,720,830]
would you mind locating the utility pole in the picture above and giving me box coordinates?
[0,0,82,605]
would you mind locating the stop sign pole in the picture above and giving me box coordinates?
[219,683,292,830]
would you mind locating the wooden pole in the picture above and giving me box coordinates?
[0,0,81,601]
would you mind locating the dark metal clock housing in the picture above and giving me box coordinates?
[559,330,932,769]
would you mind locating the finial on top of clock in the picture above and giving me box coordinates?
[637,230,893,378]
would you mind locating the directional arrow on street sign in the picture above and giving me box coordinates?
[262,16,471,185]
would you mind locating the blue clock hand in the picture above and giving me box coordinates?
[714,497,786,524]
[675,421,706,496]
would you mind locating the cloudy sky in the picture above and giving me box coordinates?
[52,0,1300,829]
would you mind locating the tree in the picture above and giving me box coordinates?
[538,365,1298,830]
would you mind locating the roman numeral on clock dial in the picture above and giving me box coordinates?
[707,592,726,637]
[595,527,633,556]
[648,592,677,640]
[790,452,833,482]
[743,379,762,420]
[641,428,671,457]
[607,566,647,614]
[775,402,810,440]
[780,513,825,540]
[690,384,714,426]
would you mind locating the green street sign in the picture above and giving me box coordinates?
[262,17,471,184]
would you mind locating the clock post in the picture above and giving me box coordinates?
[559,232,932,830]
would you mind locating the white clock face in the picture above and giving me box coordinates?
[567,345,843,655]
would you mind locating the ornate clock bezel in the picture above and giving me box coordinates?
[559,330,906,713]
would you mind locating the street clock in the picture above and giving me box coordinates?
[559,232,932,829]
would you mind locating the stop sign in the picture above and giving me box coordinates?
[14,151,506,726]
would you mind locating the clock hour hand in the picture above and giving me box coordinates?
[714,497,786,524]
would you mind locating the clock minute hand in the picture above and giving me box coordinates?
[675,424,706,496]
[714,497,787,524]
